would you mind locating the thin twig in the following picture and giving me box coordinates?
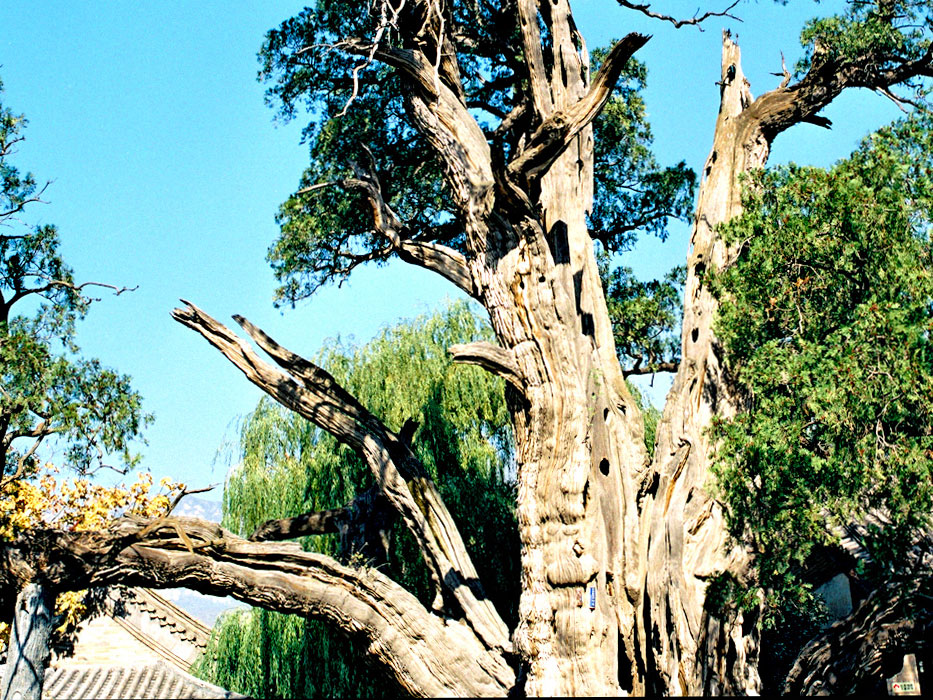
[614,0,742,30]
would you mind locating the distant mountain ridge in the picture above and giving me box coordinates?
[174,495,223,523]
[162,495,244,626]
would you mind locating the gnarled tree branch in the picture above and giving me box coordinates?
[623,360,679,378]
[249,484,396,567]
[508,33,650,185]
[745,35,933,143]
[448,341,523,391]
[614,0,741,30]
[783,548,932,694]
[171,301,511,652]
[0,517,516,697]
[338,37,495,217]
[301,166,475,296]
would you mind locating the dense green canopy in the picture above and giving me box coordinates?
[712,116,933,615]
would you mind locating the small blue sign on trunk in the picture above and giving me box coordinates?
[589,586,596,610]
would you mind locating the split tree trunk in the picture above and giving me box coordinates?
[636,34,767,696]
[0,583,54,700]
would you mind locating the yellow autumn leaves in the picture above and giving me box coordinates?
[0,465,184,650]
[0,466,183,539]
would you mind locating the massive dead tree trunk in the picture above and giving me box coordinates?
[637,35,764,696]
[636,27,933,695]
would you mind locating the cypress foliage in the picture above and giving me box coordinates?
[711,116,933,619]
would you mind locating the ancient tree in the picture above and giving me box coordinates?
[5,1,933,696]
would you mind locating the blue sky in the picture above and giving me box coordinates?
[0,1,901,496]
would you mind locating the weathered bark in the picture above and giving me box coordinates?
[784,578,932,694]
[8,4,933,697]
[337,3,652,692]
[249,484,396,567]
[636,26,933,695]
[167,9,933,696]
[637,34,764,696]
[0,520,514,698]
[172,302,511,654]
[0,583,54,700]
[475,5,650,695]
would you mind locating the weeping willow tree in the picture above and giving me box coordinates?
[193,301,520,698]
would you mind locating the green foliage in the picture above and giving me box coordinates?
[191,609,381,700]
[195,301,518,699]
[0,79,149,478]
[626,380,661,455]
[711,116,933,617]
[267,71,449,303]
[796,1,933,91]
[604,263,684,374]
[258,7,694,307]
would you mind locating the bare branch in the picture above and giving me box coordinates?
[0,182,51,222]
[335,0,410,115]
[1,517,516,697]
[166,483,219,516]
[623,360,679,378]
[517,0,554,117]
[8,278,137,308]
[249,484,396,566]
[449,341,523,391]
[295,181,339,196]
[508,33,650,184]
[250,505,346,541]
[875,85,925,111]
[171,301,511,651]
[3,437,45,488]
[297,169,475,296]
[398,239,474,295]
[337,38,495,216]
[6,421,63,442]
[614,0,742,30]
[745,31,933,141]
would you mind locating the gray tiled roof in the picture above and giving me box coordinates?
[39,663,247,700]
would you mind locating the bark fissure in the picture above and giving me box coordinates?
[10,3,931,696]
[637,23,933,694]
